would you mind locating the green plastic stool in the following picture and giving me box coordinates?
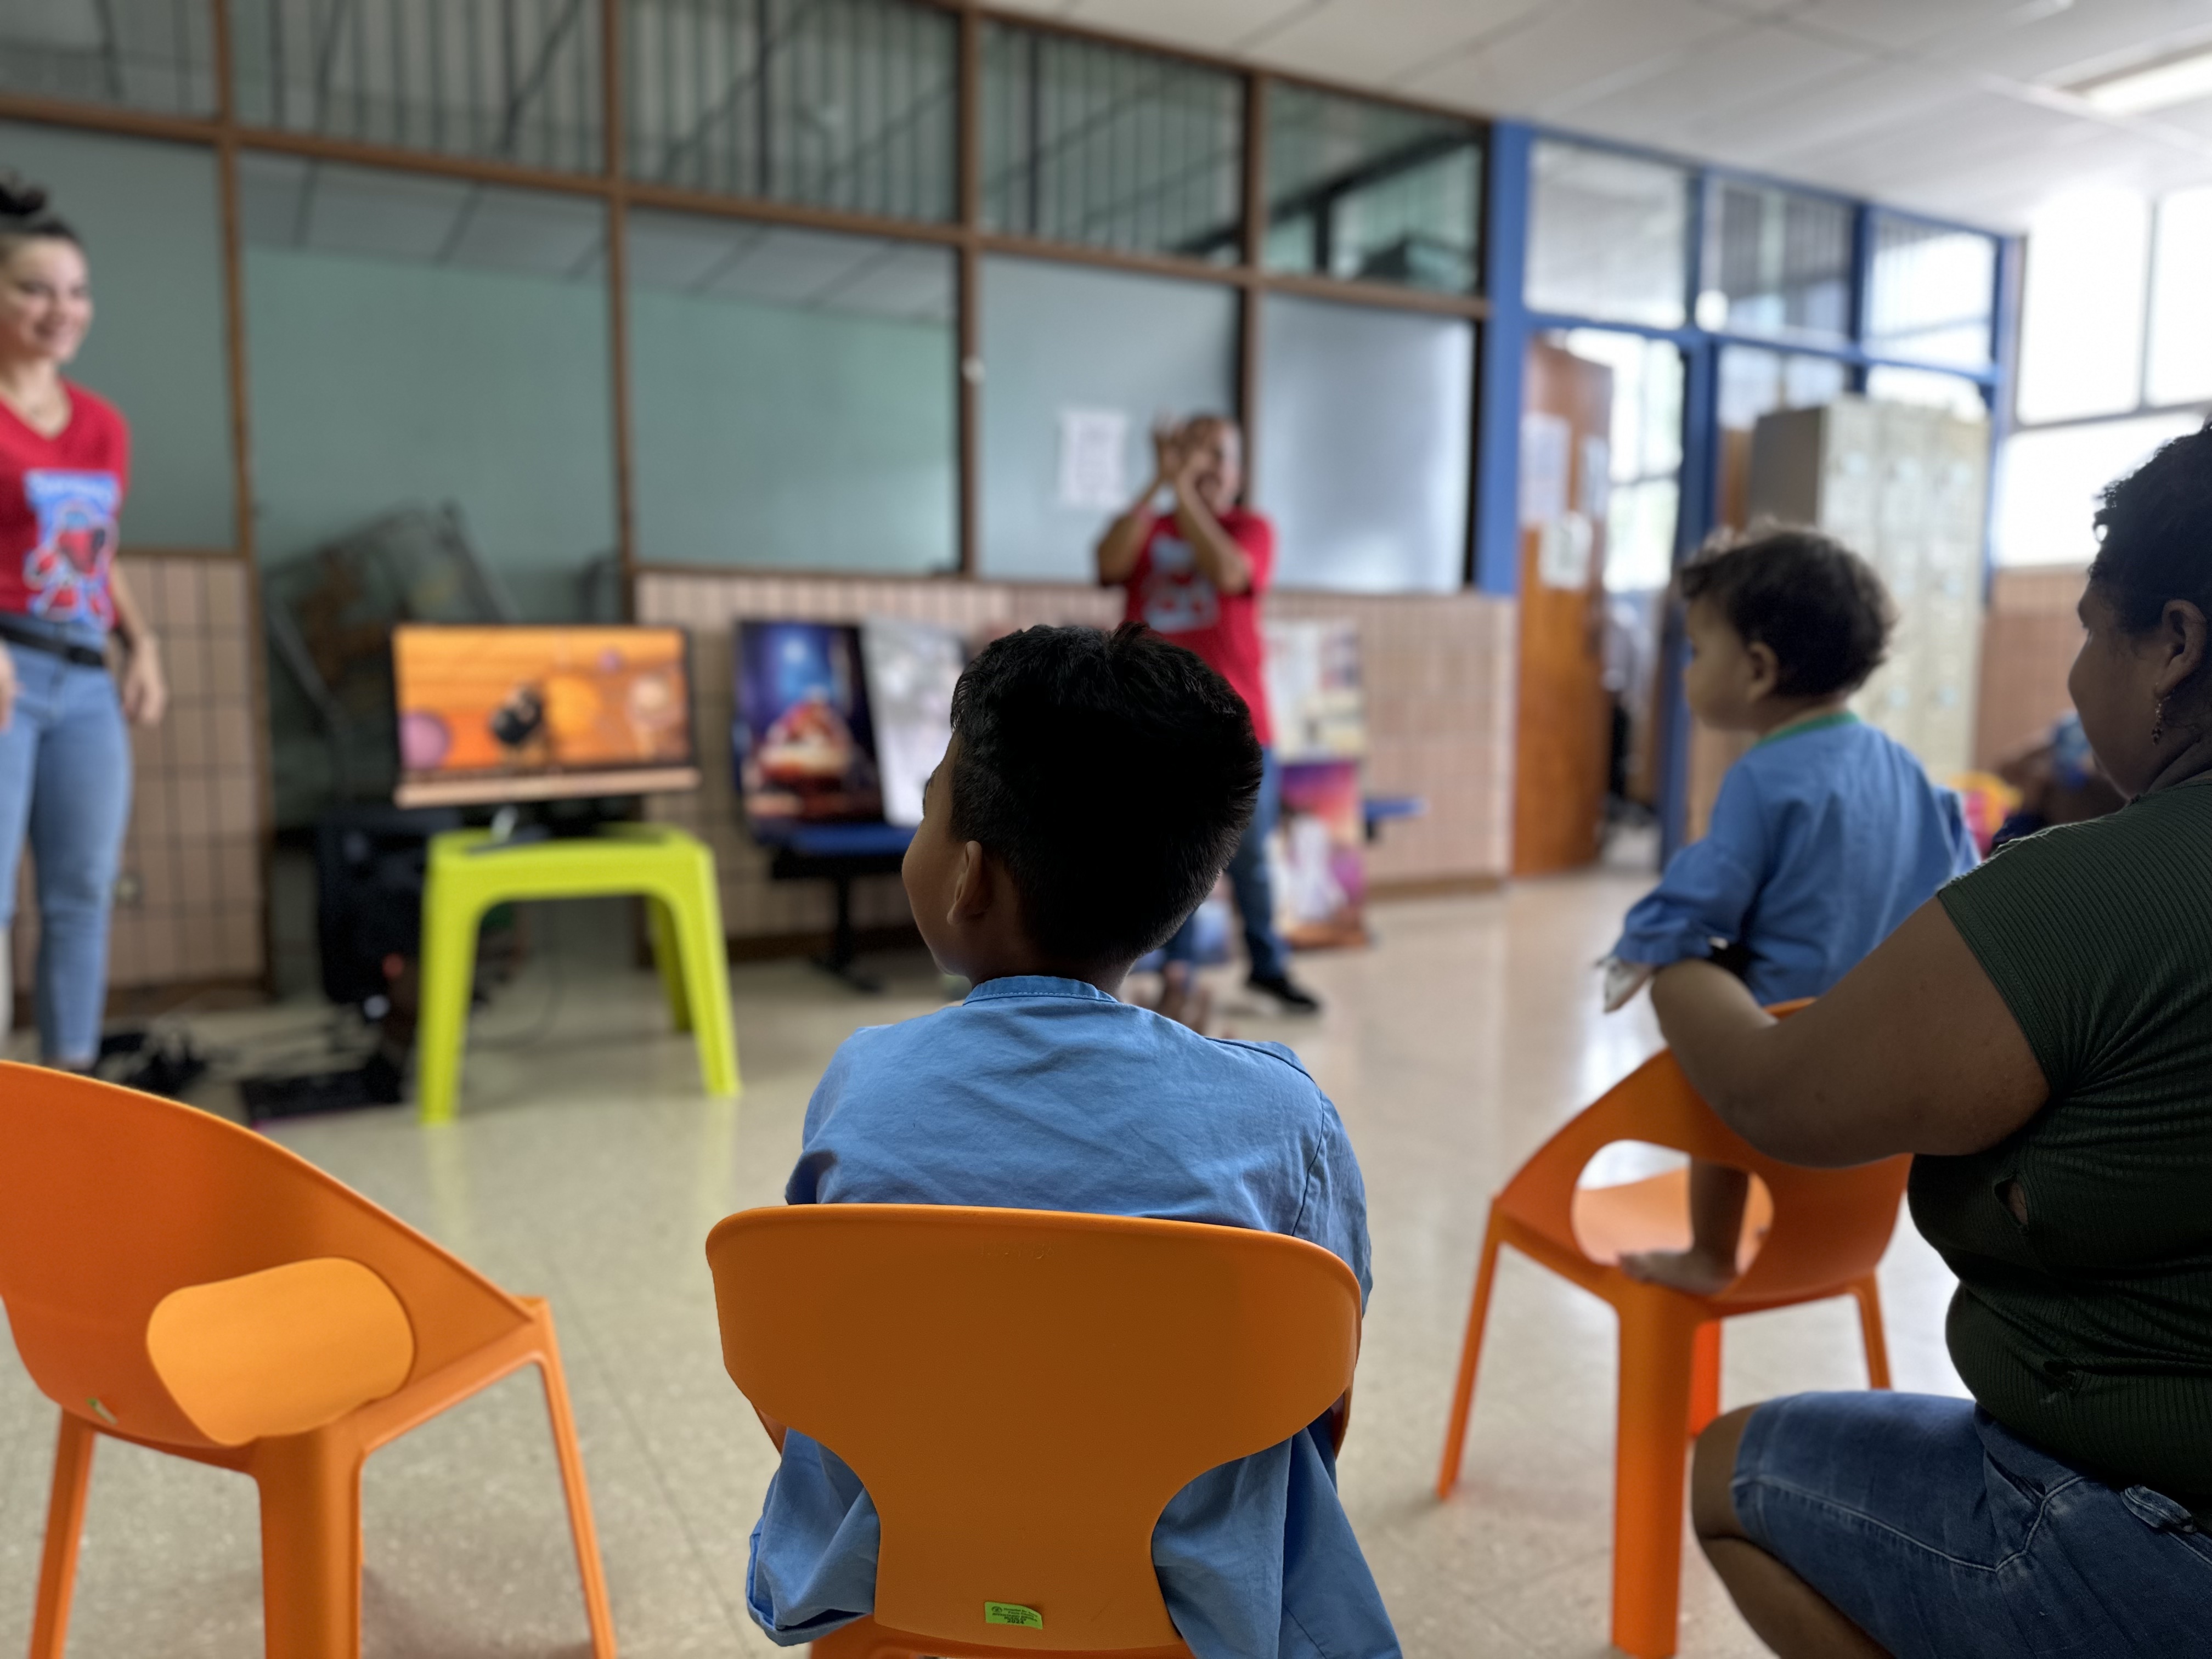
[414,823,741,1122]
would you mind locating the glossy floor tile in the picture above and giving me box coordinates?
[0,870,1965,1656]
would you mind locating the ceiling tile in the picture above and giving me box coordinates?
[1549,19,1873,139]
[1249,0,1547,87]
[1399,0,1740,115]
[1062,0,1311,55]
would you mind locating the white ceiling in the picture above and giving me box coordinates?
[993,0,2212,229]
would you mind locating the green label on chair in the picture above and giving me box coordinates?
[984,1602,1043,1629]
[87,1396,116,1425]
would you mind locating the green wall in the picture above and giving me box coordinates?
[628,290,956,573]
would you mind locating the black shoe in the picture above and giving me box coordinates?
[1247,973,1323,1015]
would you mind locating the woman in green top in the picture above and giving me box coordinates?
[1657,421,2212,1658]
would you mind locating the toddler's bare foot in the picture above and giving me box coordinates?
[1620,1246,1739,1295]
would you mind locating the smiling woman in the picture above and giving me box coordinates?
[1655,420,2212,1659]
[0,171,168,1068]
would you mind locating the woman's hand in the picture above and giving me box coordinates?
[1149,419,1183,492]
[120,638,166,726]
[0,645,15,731]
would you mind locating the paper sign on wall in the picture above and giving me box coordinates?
[1056,407,1130,511]
[1520,413,1571,528]
[1538,511,1596,590]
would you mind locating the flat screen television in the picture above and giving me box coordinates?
[391,624,699,808]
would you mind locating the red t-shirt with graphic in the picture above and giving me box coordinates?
[1119,507,1275,746]
[0,383,129,634]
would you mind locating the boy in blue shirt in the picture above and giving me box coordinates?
[746,622,1398,1659]
[1602,528,1977,1294]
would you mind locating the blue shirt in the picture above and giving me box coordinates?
[1613,715,1978,1003]
[746,975,1398,1659]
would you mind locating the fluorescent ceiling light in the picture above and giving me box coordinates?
[2080,47,2212,116]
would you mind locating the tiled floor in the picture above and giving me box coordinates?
[0,870,1966,1657]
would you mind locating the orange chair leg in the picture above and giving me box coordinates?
[1611,1296,1701,1659]
[531,1310,619,1656]
[1435,1207,1507,1498]
[29,1410,97,1659]
[252,1431,366,1659]
[1688,1320,1722,1439]
[1852,1275,1892,1390]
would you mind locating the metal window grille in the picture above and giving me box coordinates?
[980,21,1243,261]
[0,0,216,115]
[230,0,605,174]
[626,0,956,221]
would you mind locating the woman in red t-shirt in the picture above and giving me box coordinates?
[0,174,167,1069]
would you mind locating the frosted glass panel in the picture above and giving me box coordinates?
[1994,413,2198,568]
[1866,215,1995,370]
[1255,295,1471,594]
[241,156,615,621]
[1528,140,1689,329]
[978,257,1237,582]
[1699,180,1850,343]
[628,211,956,573]
[2148,187,2212,408]
[2017,191,2150,424]
[0,121,234,548]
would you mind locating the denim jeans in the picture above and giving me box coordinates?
[0,640,130,1065]
[1163,744,1288,983]
[1735,1391,2212,1657]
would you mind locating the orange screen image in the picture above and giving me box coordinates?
[393,625,698,807]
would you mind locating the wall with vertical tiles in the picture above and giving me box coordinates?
[1974,565,2088,769]
[635,571,1517,944]
[11,554,266,997]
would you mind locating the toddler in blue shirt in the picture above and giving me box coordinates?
[746,622,1399,1659]
[1603,528,1977,1293]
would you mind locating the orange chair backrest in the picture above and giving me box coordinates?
[1498,1015,1909,1305]
[0,1063,527,1449]
[707,1204,1362,1654]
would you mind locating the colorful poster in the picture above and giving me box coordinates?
[1271,758,1368,950]
[861,618,968,828]
[734,621,882,823]
[1263,619,1366,762]
[391,624,697,807]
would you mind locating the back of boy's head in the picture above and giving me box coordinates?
[948,622,1262,968]
[1678,526,1894,698]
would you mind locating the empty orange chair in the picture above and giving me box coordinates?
[705,1204,1362,1659]
[0,1063,618,1659]
[1433,1035,1906,1659]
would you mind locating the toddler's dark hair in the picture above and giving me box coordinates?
[1677,526,1893,698]
[2091,416,2212,637]
[947,622,1261,968]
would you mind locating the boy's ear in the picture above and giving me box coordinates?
[947,839,991,921]
[1743,639,1782,699]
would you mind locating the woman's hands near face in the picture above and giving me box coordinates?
[120,642,165,726]
[1150,419,1185,490]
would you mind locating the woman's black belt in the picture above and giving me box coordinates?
[0,616,108,669]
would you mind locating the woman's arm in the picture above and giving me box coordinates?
[1651,898,2048,1166]
[1167,473,1254,596]
[1096,424,1177,584]
[108,565,166,726]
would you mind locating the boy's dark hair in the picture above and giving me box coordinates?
[1677,526,1894,698]
[2091,417,2212,639]
[948,622,1261,967]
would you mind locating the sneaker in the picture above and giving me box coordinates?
[1246,973,1323,1015]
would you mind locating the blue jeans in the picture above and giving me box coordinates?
[0,640,130,1065]
[1735,1391,2212,1657]
[1163,745,1287,983]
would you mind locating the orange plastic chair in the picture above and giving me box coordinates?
[1432,1030,1908,1659]
[0,1063,618,1659]
[705,1204,1363,1659]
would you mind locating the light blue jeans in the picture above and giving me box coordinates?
[1163,744,1288,983]
[0,637,130,1065]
